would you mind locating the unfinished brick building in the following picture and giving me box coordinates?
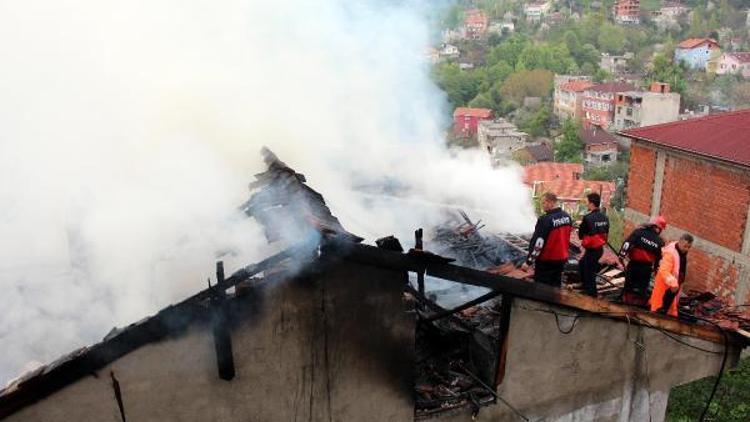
[621,110,750,305]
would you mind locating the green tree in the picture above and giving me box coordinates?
[554,119,584,162]
[519,105,551,137]
[432,63,482,108]
[597,23,627,54]
[647,54,686,95]
[499,69,554,105]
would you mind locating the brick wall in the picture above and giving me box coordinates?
[683,248,740,300]
[659,154,750,252]
[625,143,656,215]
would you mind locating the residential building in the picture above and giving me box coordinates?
[716,52,750,78]
[674,38,720,70]
[453,107,493,138]
[614,0,640,25]
[620,109,750,304]
[464,9,488,39]
[613,83,681,131]
[582,82,636,129]
[524,1,551,23]
[438,43,460,60]
[523,162,616,213]
[599,52,634,75]
[477,118,528,164]
[514,142,554,165]
[652,1,690,24]
[554,79,594,122]
[489,21,515,34]
[580,126,619,167]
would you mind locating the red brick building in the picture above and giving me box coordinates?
[620,110,750,304]
[453,107,493,138]
[614,0,640,24]
[582,82,635,129]
[464,9,488,39]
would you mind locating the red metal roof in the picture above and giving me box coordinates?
[677,38,718,49]
[453,107,493,118]
[620,109,750,168]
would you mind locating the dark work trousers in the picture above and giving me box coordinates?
[622,261,653,303]
[579,247,603,297]
[657,289,678,314]
[534,260,566,288]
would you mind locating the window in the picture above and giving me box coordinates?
[602,154,611,162]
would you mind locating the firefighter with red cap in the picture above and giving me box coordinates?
[619,216,666,306]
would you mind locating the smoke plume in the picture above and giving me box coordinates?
[0,0,535,384]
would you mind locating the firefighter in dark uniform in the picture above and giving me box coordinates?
[619,216,666,306]
[577,193,610,297]
[523,192,573,287]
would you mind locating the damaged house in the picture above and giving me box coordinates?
[1,149,748,422]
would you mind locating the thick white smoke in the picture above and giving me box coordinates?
[0,0,535,384]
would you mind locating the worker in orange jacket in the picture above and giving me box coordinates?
[649,233,694,317]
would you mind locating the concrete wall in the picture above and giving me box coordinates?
[441,298,736,422]
[640,95,680,127]
[4,261,414,422]
[625,141,750,303]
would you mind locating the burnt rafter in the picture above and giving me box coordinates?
[240,147,363,244]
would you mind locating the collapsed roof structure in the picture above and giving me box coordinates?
[1,149,748,422]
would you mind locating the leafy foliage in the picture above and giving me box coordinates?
[667,358,750,422]
[554,119,584,163]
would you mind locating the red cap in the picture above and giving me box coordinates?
[649,215,667,230]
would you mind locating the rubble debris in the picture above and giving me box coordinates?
[680,291,750,332]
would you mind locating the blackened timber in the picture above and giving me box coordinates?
[212,261,236,381]
[110,371,127,422]
[331,241,731,345]
[494,295,514,386]
[423,290,504,323]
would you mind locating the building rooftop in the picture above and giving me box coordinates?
[560,80,594,92]
[535,179,615,206]
[579,126,619,146]
[724,52,750,63]
[522,162,583,185]
[620,108,750,168]
[677,38,719,49]
[453,107,493,118]
[523,143,554,162]
[586,82,636,94]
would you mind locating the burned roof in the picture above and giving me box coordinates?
[240,147,363,244]
[2,151,748,420]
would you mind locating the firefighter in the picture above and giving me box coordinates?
[522,192,573,287]
[650,233,693,317]
[619,216,666,306]
[577,193,609,297]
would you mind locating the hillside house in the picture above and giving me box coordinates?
[582,82,636,129]
[580,126,619,167]
[453,107,493,138]
[614,0,640,24]
[524,1,551,23]
[554,80,593,122]
[716,52,750,78]
[674,38,720,70]
[464,9,488,39]
[477,118,528,164]
[523,163,616,214]
[613,83,681,132]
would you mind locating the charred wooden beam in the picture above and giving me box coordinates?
[328,240,733,345]
[211,261,235,381]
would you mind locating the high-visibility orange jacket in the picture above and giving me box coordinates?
[649,242,682,317]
